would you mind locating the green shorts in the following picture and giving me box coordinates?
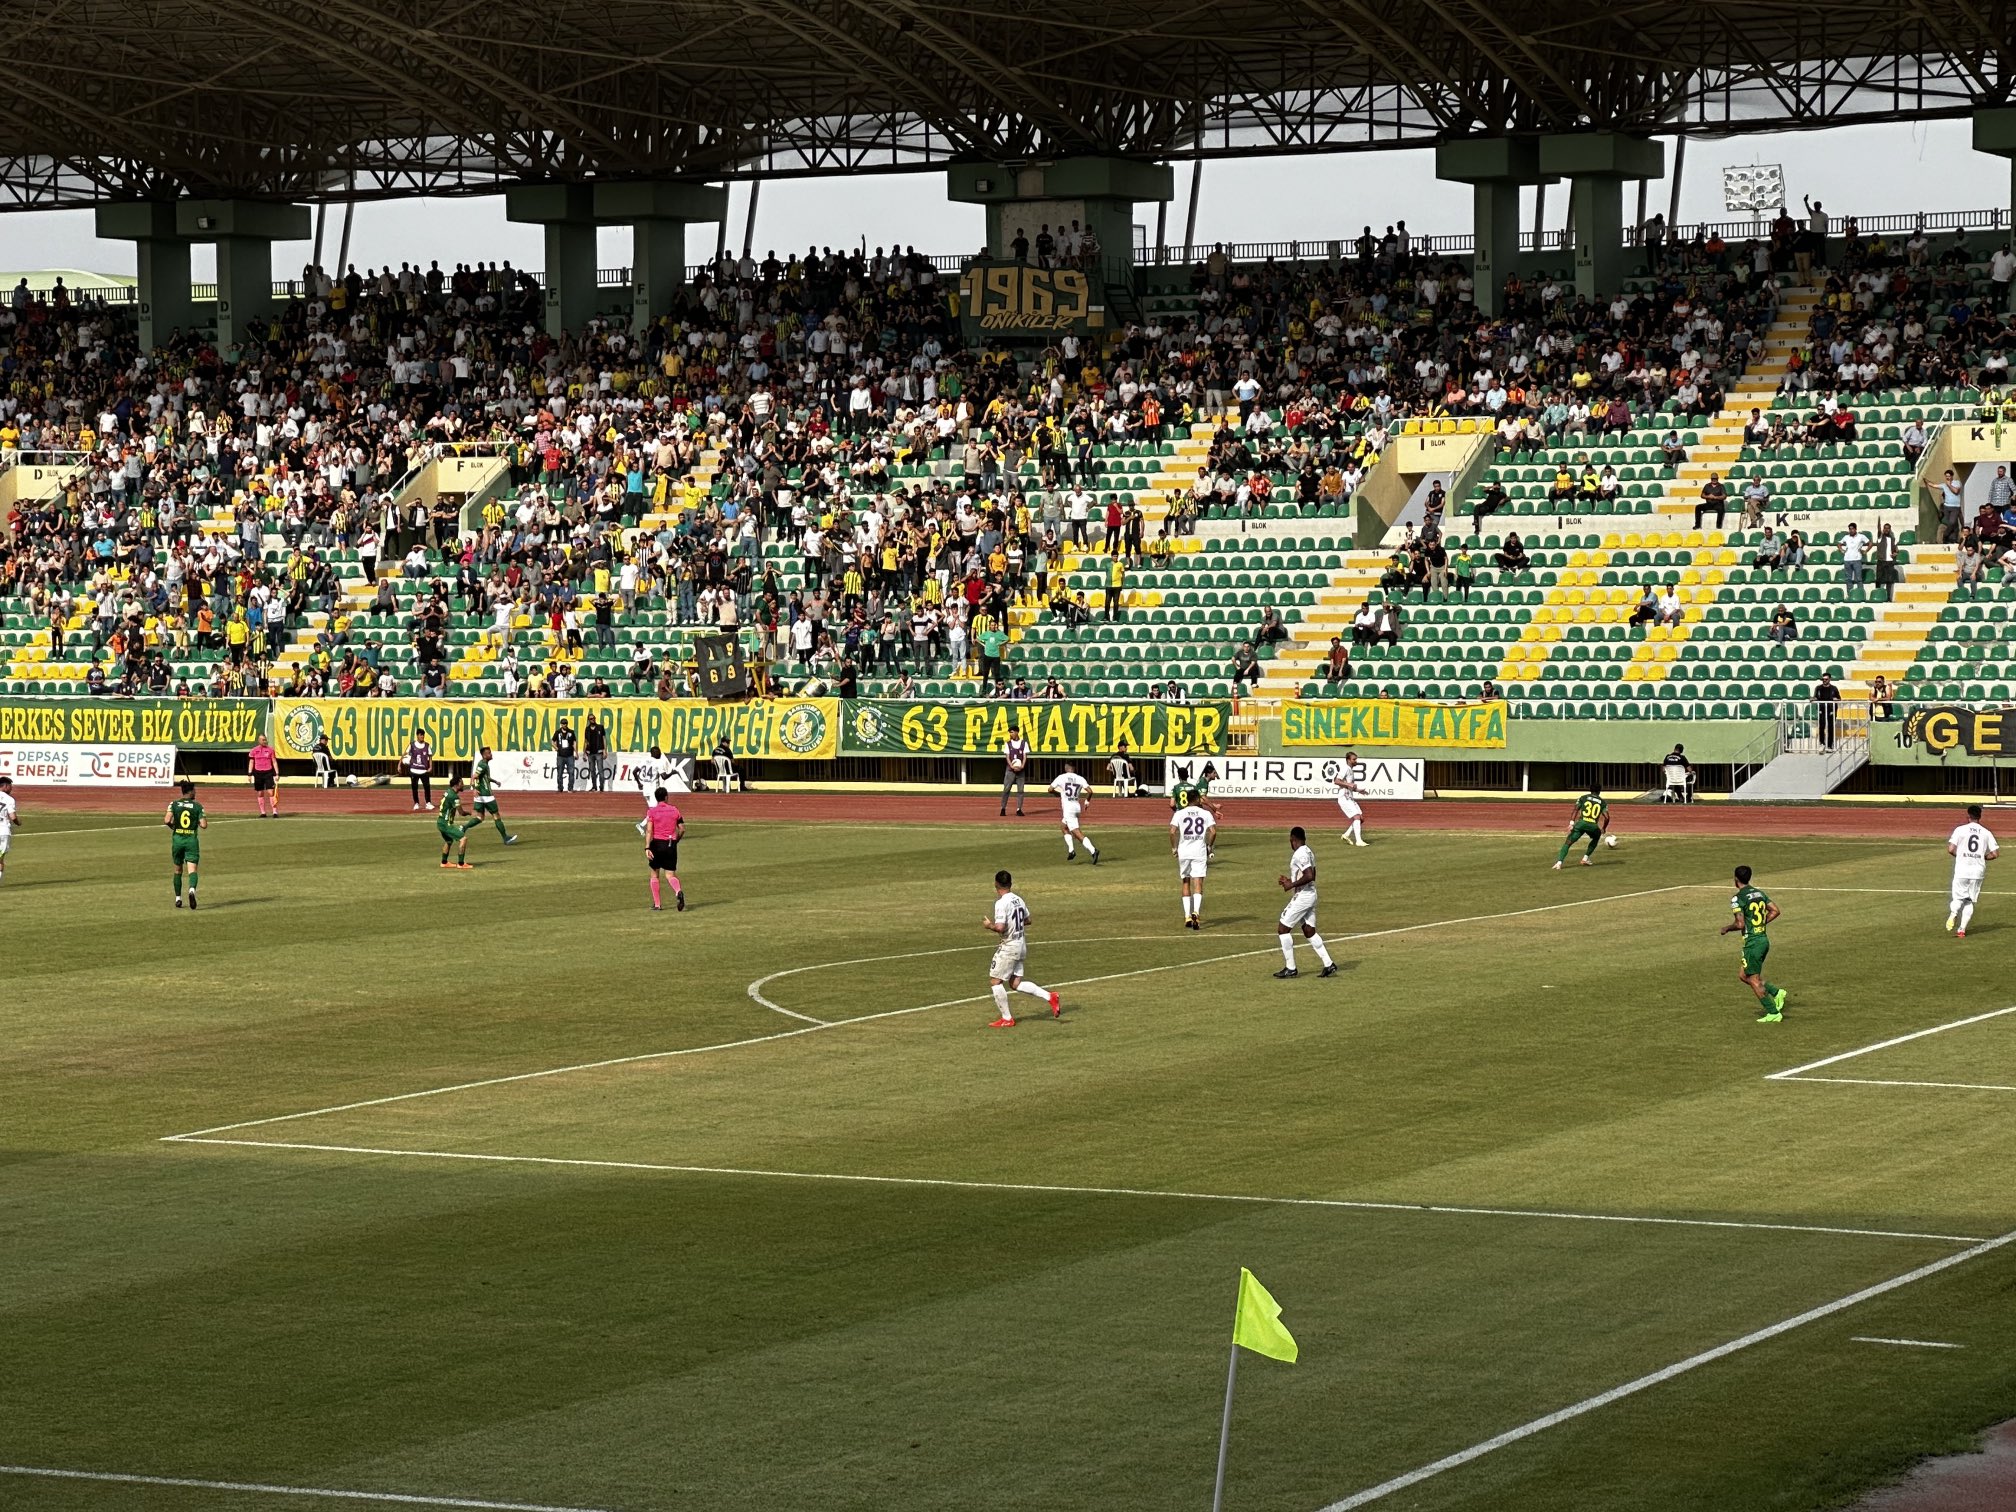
[170,836,200,866]
[437,820,469,843]
[1741,935,1770,975]
[1566,821,1602,845]
[473,794,498,810]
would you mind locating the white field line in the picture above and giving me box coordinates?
[1315,1225,2016,1512]
[743,934,1275,1026]
[1782,1077,2016,1093]
[161,1138,1990,1246]
[0,1464,611,1511]
[1766,1005,2016,1083]
[162,886,1690,1142]
[1852,1336,1966,1349]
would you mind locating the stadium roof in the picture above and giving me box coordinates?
[1,0,2004,209]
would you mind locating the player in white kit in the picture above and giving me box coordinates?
[633,745,681,834]
[1946,803,1999,938]
[1274,826,1338,978]
[1333,749,1369,846]
[0,776,16,883]
[983,869,1062,1026]
[1171,800,1216,929]
[1051,764,1099,863]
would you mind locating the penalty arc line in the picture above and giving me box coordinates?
[158,1138,1990,1246]
[162,885,1692,1143]
[0,1464,614,1512]
[1314,1225,2016,1512]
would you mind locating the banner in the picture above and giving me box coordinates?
[1168,754,1424,801]
[842,700,1230,758]
[489,750,697,793]
[0,697,264,751]
[1282,699,1507,750]
[274,698,839,762]
[693,634,751,698]
[1898,706,2016,758]
[0,743,177,786]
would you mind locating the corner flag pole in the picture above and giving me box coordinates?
[1211,1342,1240,1512]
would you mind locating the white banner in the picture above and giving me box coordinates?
[489,749,695,793]
[1169,754,1425,802]
[0,743,178,786]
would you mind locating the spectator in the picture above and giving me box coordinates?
[1900,417,1928,468]
[1628,583,1658,627]
[1230,641,1261,691]
[1813,671,1840,749]
[1752,527,1782,571]
[1870,673,1895,721]
[1934,469,1965,542]
[1696,474,1729,529]
[1769,603,1799,644]
[584,713,608,791]
[1371,599,1402,646]
[1494,533,1530,574]
[1256,605,1289,646]
[1323,636,1351,686]
[1957,536,1985,599]
[553,719,578,792]
[1874,522,1900,601]
[1352,599,1380,645]
[1472,478,1508,534]
[1656,582,1683,627]
[1661,743,1695,803]
[1838,522,1867,591]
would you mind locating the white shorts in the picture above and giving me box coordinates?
[1279,891,1317,930]
[1178,856,1207,880]
[0,833,10,856]
[1951,872,1984,904]
[473,794,498,810]
[990,941,1028,981]
[1059,799,1082,829]
[1337,797,1363,820]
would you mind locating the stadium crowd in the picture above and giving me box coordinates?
[1,226,2010,699]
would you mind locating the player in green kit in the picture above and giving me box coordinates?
[1170,760,1221,817]
[437,776,474,870]
[470,745,519,845]
[1552,787,1610,868]
[1719,864,1787,1022]
[164,778,206,909]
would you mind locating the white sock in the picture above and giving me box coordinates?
[1015,980,1050,1001]
[1308,933,1334,968]
[1064,834,1076,855]
[1349,820,1363,843]
[1960,901,1976,931]
[1181,893,1194,918]
[1083,837,1098,856]
[1279,934,1296,968]
[1192,890,1203,917]
[992,983,1013,1019]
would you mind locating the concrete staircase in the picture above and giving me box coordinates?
[1835,545,1957,700]
[1654,284,1819,523]
[1251,549,1392,697]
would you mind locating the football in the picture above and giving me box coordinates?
[1605,834,1619,847]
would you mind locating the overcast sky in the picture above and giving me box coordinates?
[2,117,1996,282]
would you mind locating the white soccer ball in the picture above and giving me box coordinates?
[344,774,360,788]
[1605,834,1618,848]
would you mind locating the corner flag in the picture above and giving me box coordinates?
[1231,1267,1298,1363]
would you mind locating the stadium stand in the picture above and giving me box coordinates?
[1,228,2011,723]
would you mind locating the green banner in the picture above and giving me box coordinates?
[274,697,839,762]
[0,697,266,750]
[842,700,1229,757]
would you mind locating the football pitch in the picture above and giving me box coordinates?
[6,807,2015,1512]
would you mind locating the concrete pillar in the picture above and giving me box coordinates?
[94,201,195,350]
[506,185,598,336]
[1973,110,2016,232]
[1538,135,1664,298]
[947,157,1174,275]
[1434,138,1543,316]
[177,200,311,349]
[593,182,728,331]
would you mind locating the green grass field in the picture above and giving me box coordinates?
[6,808,2015,1512]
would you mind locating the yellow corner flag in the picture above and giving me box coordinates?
[1231,1267,1298,1363]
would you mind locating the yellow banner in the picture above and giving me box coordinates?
[1281,699,1507,750]
[274,697,839,762]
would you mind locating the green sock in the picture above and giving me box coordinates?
[1555,841,1571,863]
[173,873,183,896]
[495,816,510,839]
[1764,982,1781,1003]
